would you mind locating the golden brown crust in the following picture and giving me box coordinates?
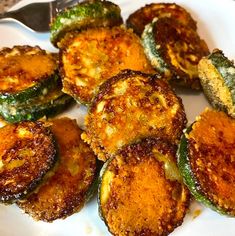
[99,137,190,236]
[59,26,154,104]
[18,117,97,222]
[126,3,197,36]
[0,46,57,94]
[0,121,57,203]
[188,109,235,215]
[82,70,187,161]
[152,17,209,89]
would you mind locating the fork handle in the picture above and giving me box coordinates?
[0,3,53,32]
[0,11,17,20]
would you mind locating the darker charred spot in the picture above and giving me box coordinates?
[118,137,176,161]
[0,121,58,203]
[91,70,154,112]
[126,2,197,36]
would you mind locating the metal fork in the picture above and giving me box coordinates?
[0,0,79,32]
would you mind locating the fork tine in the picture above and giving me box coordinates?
[56,0,80,12]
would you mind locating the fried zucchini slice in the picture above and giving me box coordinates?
[0,46,59,104]
[99,137,190,236]
[198,49,235,117]
[142,17,209,89]
[82,70,187,161]
[178,109,235,216]
[60,26,154,105]
[126,2,197,36]
[0,87,74,123]
[0,121,57,203]
[50,0,123,47]
[18,118,97,222]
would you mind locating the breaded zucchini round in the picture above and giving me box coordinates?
[50,0,123,47]
[0,46,59,104]
[99,137,190,236]
[18,118,97,222]
[126,2,197,36]
[82,70,187,161]
[59,26,154,104]
[0,121,57,203]
[198,49,235,117]
[178,109,235,216]
[142,17,209,89]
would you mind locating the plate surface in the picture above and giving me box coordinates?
[0,0,235,235]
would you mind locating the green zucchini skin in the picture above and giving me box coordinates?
[141,19,171,76]
[85,160,103,203]
[198,49,235,117]
[177,125,227,215]
[209,51,235,93]
[0,93,74,123]
[0,74,60,105]
[50,0,123,47]
[97,157,111,222]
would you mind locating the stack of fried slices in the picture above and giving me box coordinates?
[127,2,209,89]
[0,46,74,123]
[0,118,97,222]
[49,1,211,235]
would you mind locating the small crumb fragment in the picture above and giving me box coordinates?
[192,209,202,219]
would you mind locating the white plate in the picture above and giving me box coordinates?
[0,0,235,235]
